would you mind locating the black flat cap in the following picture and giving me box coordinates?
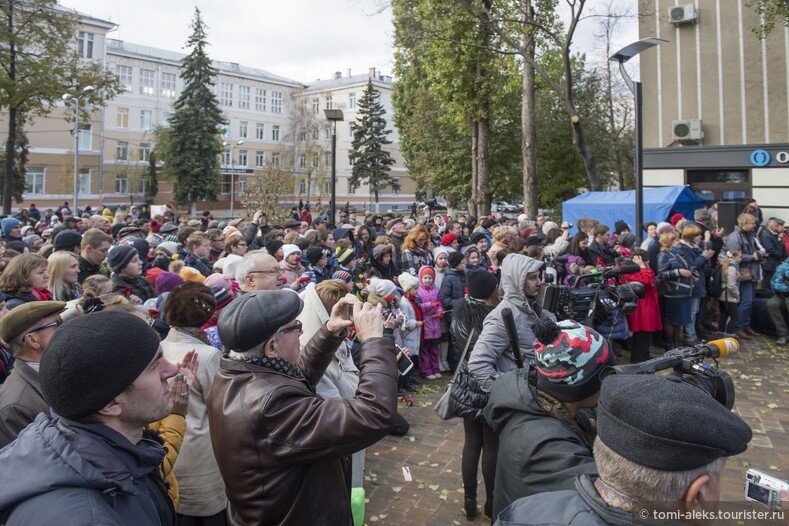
[53,230,82,252]
[218,291,303,352]
[159,223,178,234]
[597,374,752,471]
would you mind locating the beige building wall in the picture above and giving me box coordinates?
[639,0,789,149]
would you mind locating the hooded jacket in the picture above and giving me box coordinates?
[484,368,598,518]
[468,254,555,391]
[0,414,173,525]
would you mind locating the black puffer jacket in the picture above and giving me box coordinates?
[449,297,493,422]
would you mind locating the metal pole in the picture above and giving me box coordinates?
[73,97,80,213]
[330,122,337,227]
[230,147,235,218]
[635,81,643,245]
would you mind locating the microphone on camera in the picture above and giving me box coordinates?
[698,338,740,358]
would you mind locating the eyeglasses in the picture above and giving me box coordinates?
[278,320,303,335]
[248,268,283,276]
[29,318,63,333]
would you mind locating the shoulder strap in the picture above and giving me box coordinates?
[450,328,476,384]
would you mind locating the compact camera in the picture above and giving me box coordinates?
[745,468,789,512]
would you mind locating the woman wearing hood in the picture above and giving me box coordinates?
[368,244,398,282]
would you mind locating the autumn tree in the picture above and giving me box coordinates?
[349,79,396,208]
[0,0,120,213]
[287,89,330,204]
[746,0,789,37]
[156,8,224,214]
[242,165,296,226]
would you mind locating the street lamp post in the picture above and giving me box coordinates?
[223,140,244,217]
[609,38,667,244]
[62,85,95,214]
[324,109,344,227]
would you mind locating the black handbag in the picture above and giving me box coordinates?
[435,329,489,422]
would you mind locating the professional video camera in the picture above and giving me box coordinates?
[538,261,645,326]
[602,338,739,409]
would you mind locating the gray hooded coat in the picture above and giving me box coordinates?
[467,254,555,391]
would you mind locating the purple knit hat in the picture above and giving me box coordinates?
[155,271,184,295]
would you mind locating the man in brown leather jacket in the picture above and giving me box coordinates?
[207,290,398,525]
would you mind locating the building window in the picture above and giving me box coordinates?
[239,179,247,193]
[78,168,91,195]
[239,86,250,109]
[298,154,306,169]
[271,153,280,167]
[348,122,355,136]
[312,155,320,168]
[115,174,128,194]
[322,180,330,194]
[348,152,354,166]
[256,88,267,111]
[312,98,320,114]
[348,92,356,110]
[391,177,400,195]
[163,112,173,127]
[222,149,231,165]
[238,150,248,166]
[26,167,45,195]
[77,124,91,150]
[116,141,128,161]
[255,151,265,167]
[312,127,319,140]
[220,123,230,138]
[116,108,129,128]
[161,72,176,98]
[239,121,248,139]
[347,178,356,194]
[272,125,280,142]
[116,65,132,91]
[298,180,306,194]
[272,91,283,114]
[325,126,331,140]
[78,31,94,59]
[139,69,155,96]
[140,110,152,130]
[220,82,233,106]
[139,143,151,162]
[255,123,265,140]
[325,98,333,110]
[298,130,307,142]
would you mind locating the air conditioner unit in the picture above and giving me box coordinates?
[669,4,698,24]
[672,119,704,141]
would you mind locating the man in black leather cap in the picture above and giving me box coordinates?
[207,290,399,525]
[494,374,754,525]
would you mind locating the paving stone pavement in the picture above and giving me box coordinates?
[362,336,789,525]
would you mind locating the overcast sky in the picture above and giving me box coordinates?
[61,0,640,84]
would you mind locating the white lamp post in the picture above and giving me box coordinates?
[62,85,95,214]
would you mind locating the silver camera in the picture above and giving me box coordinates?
[744,468,789,512]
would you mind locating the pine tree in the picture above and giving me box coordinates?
[158,8,224,211]
[349,79,396,207]
[145,152,158,203]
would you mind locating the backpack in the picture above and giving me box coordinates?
[707,265,724,298]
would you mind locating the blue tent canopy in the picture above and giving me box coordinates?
[561,186,705,235]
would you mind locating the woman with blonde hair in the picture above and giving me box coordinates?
[657,230,694,349]
[47,251,82,302]
[0,253,50,309]
[401,225,433,276]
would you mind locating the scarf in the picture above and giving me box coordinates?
[31,288,52,301]
[240,355,305,381]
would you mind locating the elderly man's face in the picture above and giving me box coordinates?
[247,254,284,290]
[116,347,179,427]
[25,313,62,354]
[268,319,303,364]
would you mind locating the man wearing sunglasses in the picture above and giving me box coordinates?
[0,301,65,447]
[208,290,399,525]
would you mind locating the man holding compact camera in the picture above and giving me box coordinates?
[725,213,763,339]
[494,373,755,525]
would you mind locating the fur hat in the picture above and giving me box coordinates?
[39,311,160,419]
[533,318,615,403]
[165,282,216,328]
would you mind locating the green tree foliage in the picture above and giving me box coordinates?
[0,0,121,212]
[0,111,29,202]
[145,152,159,203]
[156,8,224,208]
[747,0,789,37]
[349,79,396,205]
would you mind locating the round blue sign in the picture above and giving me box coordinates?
[750,149,771,167]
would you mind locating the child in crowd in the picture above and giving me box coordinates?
[416,265,444,379]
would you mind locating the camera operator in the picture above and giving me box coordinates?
[467,254,555,391]
[484,318,616,519]
[494,374,753,525]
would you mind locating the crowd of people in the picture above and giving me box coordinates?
[0,198,784,525]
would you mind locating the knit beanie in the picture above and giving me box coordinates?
[108,244,137,274]
[332,270,353,283]
[470,232,487,245]
[282,244,301,261]
[656,221,674,235]
[212,286,234,311]
[466,271,498,300]
[157,241,179,257]
[398,272,419,293]
[39,311,161,419]
[155,271,184,295]
[180,266,206,283]
[670,213,684,227]
[221,254,244,280]
[542,221,559,235]
[266,240,284,257]
[418,265,435,281]
[532,317,615,403]
[447,251,465,269]
[53,230,82,252]
[367,277,397,299]
[335,247,356,267]
[165,282,216,328]
[1,217,21,236]
[205,273,232,291]
[440,233,458,247]
[614,220,629,235]
[306,247,326,266]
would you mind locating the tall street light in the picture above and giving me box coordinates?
[324,108,344,227]
[62,85,95,214]
[609,38,667,244]
[223,139,244,217]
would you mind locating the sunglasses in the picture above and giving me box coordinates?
[278,320,303,335]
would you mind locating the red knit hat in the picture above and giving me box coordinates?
[670,213,684,226]
[440,233,458,247]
